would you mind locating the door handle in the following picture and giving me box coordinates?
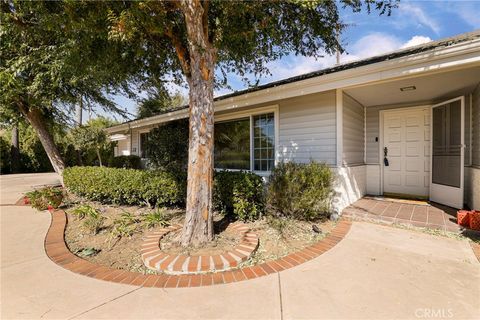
[383,147,389,166]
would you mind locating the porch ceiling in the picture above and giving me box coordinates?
[344,66,480,107]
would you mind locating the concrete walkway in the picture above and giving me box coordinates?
[1,173,479,319]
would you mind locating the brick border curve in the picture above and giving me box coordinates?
[42,205,351,288]
[142,223,259,274]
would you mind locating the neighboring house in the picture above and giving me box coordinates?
[106,31,480,213]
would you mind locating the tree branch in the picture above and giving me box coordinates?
[202,0,209,44]
[164,27,191,78]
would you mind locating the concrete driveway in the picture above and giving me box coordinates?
[1,173,479,319]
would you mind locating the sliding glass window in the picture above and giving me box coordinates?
[214,117,250,170]
[214,111,276,172]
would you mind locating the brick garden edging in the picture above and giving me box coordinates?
[42,205,351,288]
[142,223,259,274]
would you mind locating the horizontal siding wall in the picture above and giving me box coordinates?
[342,93,365,165]
[278,91,336,165]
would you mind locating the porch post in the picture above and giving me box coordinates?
[336,89,343,167]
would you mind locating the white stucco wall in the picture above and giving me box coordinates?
[465,167,480,210]
[332,165,367,214]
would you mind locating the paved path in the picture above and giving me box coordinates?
[1,173,479,319]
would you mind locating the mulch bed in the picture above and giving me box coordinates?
[63,195,336,274]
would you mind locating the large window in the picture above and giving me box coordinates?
[214,111,276,172]
[214,118,250,170]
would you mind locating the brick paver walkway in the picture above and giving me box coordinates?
[342,197,461,233]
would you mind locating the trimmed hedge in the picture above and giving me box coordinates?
[213,171,265,221]
[63,166,185,206]
[64,166,265,221]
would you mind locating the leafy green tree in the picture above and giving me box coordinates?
[69,117,117,167]
[2,0,397,245]
[0,1,140,177]
[137,91,188,119]
[103,0,397,246]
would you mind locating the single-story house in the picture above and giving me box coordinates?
[106,31,480,213]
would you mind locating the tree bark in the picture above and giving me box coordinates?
[76,98,83,166]
[10,125,20,173]
[18,104,65,178]
[96,148,103,167]
[180,0,216,247]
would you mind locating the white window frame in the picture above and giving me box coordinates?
[214,105,279,176]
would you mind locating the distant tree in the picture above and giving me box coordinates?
[0,1,141,177]
[137,91,188,119]
[69,117,117,167]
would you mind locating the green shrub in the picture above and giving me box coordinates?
[0,137,11,174]
[63,166,186,206]
[26,187,64,211]
[109,155,142,169]
[143,208,170,229]
[266,161,333,220]
[213,171,265,221]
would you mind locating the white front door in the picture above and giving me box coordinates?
[382,107,430,198]
[430,97,464,209]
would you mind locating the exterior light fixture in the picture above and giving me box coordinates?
[400,85,416,92]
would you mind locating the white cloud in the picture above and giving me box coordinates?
[401,35,433,49]
[216,33,434,93]
[348,32,402,59]
[397,2,440,34]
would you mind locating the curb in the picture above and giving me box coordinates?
[43,206,351,288]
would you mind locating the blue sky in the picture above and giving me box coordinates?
[100,0,480,121]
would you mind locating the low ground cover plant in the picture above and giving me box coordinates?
[267,161,333,220]
[143,208,170,229]
[70,204,105,235]
[26,186,64,211]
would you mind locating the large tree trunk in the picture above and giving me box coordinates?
[181,0,216,247]
[18,104,65,178]
[10,125,20,173]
